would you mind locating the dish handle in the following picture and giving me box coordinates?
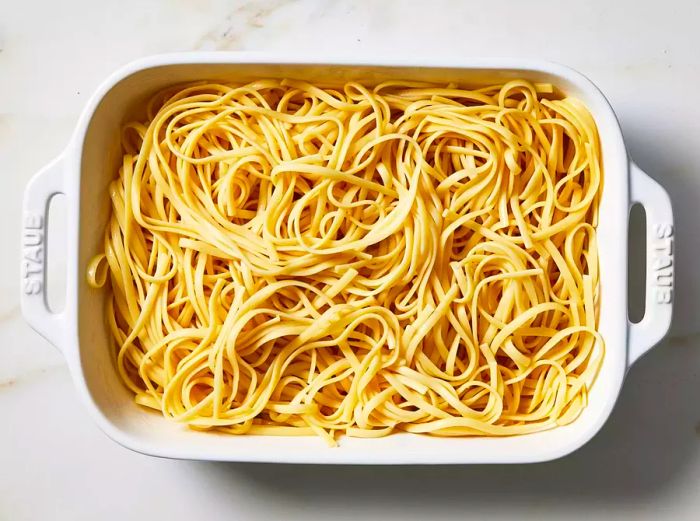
[20,154,67,353]
[628,162,674,365]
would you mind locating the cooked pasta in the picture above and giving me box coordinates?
[87,78,603,445]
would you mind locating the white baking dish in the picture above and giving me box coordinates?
[21,53,674,464]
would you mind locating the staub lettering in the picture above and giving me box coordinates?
[652,223,673,304]
[22,214,44,295]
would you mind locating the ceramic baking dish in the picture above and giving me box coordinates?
[21,53,674,464]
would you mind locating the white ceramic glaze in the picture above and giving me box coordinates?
[20,53,674,464]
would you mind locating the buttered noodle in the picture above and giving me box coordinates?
[87,78,603,444]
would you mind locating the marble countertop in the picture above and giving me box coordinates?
[2,0,699,519]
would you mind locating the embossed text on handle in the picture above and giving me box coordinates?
[22,214,44,295]
[652,223,673,304]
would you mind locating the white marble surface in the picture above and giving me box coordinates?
[2,0,700,519]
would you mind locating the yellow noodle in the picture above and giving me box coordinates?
[87,79,603,445]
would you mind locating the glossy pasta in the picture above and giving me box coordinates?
[87,78,603,444]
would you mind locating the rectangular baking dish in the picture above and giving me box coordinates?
[21,53,674,464]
